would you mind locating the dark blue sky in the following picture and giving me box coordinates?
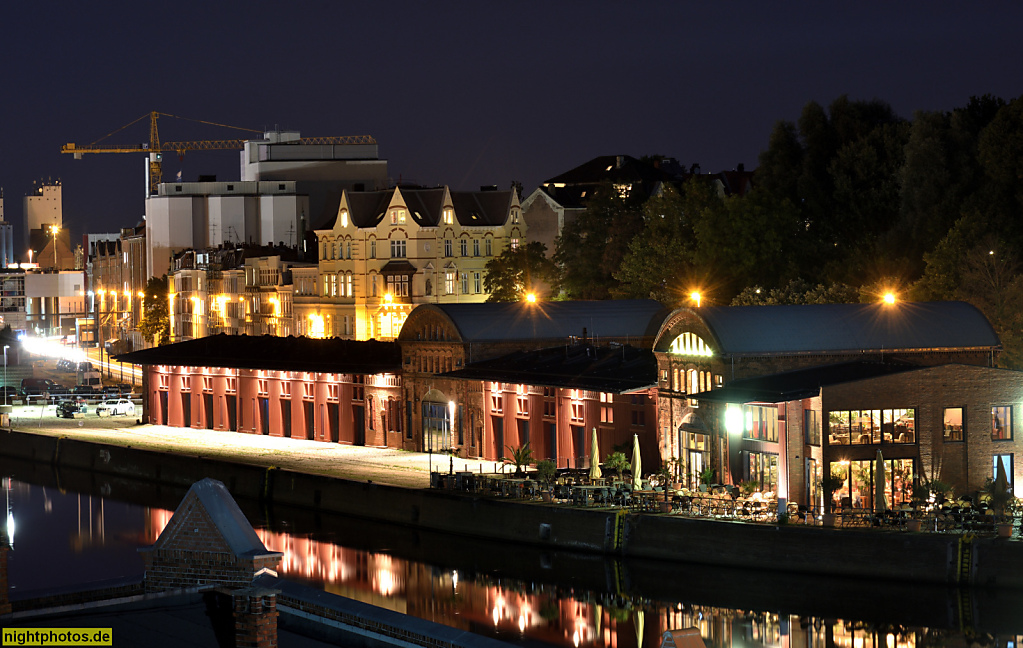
[2,2,1021,247]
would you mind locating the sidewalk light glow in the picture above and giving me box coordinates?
[725,404,743,435]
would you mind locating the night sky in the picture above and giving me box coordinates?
[3,2,1022,246]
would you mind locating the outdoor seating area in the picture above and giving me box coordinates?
[428,465,1018,537]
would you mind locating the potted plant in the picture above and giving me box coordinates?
[506,442,534,479]
[738,480,759,498]
[536,459,557,502]
[656,464,674,512]
[604,451,629,483]
[820,470,845,527]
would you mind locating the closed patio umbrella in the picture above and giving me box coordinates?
[875,449,888,514]
[994,458,1010,514]
[632,433,643,490]
[634,609,645,648]
[589,428,601,481]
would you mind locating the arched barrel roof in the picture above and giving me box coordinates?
[654,301,1000,355]
[400,300,670,344]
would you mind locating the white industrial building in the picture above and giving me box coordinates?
[145,130,388,279]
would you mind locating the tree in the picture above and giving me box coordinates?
[483,242,558,302]
[554,182,645,299]
[956,239,1023,369]
[613,185,697,303]
[731,279,857,306]
[138,275,170,345]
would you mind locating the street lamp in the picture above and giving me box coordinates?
[3,345,8,405]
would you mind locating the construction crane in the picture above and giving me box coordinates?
[62,111,377,195]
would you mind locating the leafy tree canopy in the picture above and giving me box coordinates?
[483,242,558,302]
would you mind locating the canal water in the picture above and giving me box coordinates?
[3,461,1023,648]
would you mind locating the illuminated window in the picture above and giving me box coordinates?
[390,209,406,224]
[345,273,352,297]
[805,409,821,445]
[570,403,584,422]
[600,392,613,423]
[668,332,713,357]
[510,238,519,250]
[385,274,410,297]
[543,387,556,418]
[390,240,406,258]
[443,208,454,225]
[744,405,778,442]
[993,406,1013,441]
[445,272,455,295]
[944,407,964,442]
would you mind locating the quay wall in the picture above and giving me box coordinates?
[5,430,1023,589]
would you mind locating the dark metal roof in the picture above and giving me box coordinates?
[329,187,512,229]
[115,334,401,374]
[402,300,670,343]
[696,361,919,404]
[441,343,657,393]
[686,301,1000,355]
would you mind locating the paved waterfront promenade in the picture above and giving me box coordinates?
[8,418,495,489]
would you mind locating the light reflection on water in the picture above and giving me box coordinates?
[4,479,1022,648]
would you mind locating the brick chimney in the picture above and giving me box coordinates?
[233,586,279,648]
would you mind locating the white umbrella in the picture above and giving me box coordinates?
[875,449,888,514]
[589,428,602,481]
[634,609,645,648]
[994,458,1010,514]
[631,433,643,490]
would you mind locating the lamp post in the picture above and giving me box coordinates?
[49,224,60,269]
[3,345,8,406]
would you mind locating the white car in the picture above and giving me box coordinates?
[96,398,135,417]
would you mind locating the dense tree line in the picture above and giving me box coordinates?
[485,94,1023,367]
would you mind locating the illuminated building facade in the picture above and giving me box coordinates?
[396,300,669,459]
[302,185,524,341]
[127,335,403,445]
[653,301,1019,509]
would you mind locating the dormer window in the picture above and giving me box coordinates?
[391,209,406,224]
[443,208,454,225]
[340,209,349,228]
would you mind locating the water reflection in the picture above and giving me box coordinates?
[4,475,1023,648]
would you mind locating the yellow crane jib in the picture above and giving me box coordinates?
[61,111,375,195]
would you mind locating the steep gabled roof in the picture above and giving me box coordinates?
[153,478,279,560]
[345,191,393,228]
[451,190,513,227]
[401,187,446,226]
[115,334,401,374]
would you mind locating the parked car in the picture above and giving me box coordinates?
[96,398,135,417]
[57,399,87,418]
[72,385,101,397]
[102,384,132,397]
[0,386,22,403]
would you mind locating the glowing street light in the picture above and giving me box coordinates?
[49,224,60,268]
[524,292,537,304]
[883,292,897,305]
[689,291,702,307]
